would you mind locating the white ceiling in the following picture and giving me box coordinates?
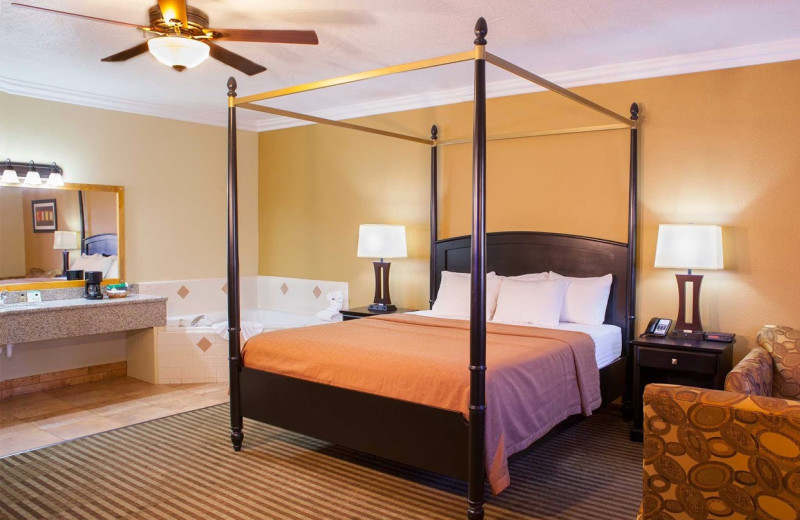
[1,0,799,131]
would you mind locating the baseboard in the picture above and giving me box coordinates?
[0,361,127,400]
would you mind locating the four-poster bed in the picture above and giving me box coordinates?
[226,18,639,520]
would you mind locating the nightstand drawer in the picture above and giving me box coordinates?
[637,347,718,375]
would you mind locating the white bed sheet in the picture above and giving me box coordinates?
[410,310,621,369]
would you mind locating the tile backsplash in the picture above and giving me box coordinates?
[138,275,348,317]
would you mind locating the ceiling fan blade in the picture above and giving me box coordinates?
[100,42,150,63]
[206,41,266,76]
[10,2,144,28]
[157,0,188,26]
[212,29,319,45]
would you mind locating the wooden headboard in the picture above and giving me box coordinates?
[83,233,118,256]
[432,231,630,335]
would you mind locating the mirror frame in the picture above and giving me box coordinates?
[0,182,125,291]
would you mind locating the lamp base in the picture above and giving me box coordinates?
[670,329,704,341]
[367,303,397,313]
[61,250,70,277]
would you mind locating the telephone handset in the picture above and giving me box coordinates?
[643,317,672,337]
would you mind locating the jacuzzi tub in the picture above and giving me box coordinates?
[165,309,332,333]
[157,309,335,385]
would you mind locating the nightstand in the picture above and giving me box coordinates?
[631,335,734,441]
[339,306,416,321]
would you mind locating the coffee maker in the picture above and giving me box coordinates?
[84,271,104,300]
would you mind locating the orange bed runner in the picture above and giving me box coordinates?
[243,313,601,493]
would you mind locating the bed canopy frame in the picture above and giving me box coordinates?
[226,17,639,520]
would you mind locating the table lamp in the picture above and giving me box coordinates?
[53,231,79,276]
[357,224,407,312]
[654,224,723,340]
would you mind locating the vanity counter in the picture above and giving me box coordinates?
[0,294,167,344]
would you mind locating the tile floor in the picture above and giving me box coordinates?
[0,377,227,457]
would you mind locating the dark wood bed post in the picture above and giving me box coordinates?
[468,17,488,520]
[227,77,244,451]
[623,102,639,418]
[429,124,439,309]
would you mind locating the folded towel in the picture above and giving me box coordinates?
[212,321,265,342]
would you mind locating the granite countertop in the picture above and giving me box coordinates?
[0,294,167,316]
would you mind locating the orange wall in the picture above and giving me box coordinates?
[258,59,800,359]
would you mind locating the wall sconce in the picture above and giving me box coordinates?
[0,159,64,187]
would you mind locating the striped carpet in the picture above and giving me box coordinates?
[0,404,642,519]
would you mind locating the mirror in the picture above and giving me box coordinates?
[0,182,124,290]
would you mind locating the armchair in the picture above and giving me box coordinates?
[640,325,800,520]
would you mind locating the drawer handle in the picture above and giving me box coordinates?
[671,358,678,365]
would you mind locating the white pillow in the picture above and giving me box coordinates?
[70,254,113,278]
[491,278,568,327]
[431,271,502,319]
[549,272,612,325]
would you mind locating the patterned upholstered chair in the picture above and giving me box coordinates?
[639,325,800,520]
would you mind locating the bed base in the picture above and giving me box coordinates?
[241,358,625,481]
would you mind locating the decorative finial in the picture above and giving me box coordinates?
[630,102,639,121]
[431,125,438,140]
[474,17,487,45]
[227,77,237,97]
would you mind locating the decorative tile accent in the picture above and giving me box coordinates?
[312,286,322,298]
[221,283,228,295]
[280,282,289,295]
[177,285,190,299]
[196,338,213,353]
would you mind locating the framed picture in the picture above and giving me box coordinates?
[32,199,58,233]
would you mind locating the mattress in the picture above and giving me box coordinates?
[243,313,601,494]
[411,310,622,369]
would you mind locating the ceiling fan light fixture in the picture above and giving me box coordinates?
[147,35,209,71]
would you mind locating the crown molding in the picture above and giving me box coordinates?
[3,37,799,134]
[0,75,260,131]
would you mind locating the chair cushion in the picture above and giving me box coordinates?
[757,325,800,399]
[725,346,773,396]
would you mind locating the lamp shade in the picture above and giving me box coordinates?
[148,36,210,69]
[24,170,42,185]
[654,224,723,270]
[53,231,79,250]
[357,224,407,259]
[1,168,19,183]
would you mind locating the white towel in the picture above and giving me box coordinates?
[212,321,265,342]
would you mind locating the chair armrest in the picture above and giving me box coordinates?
[641,384,800,520]
[724,346,773,396]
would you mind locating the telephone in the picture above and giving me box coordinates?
[643,317,672,337]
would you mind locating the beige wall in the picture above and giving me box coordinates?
[259,59,800,359]
[0,189,26,278]
[1,92,259,282]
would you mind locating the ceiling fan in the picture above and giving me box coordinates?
[11,1,319,75]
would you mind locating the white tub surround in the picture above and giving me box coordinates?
[156,310,331,385]
[137,276,348,384]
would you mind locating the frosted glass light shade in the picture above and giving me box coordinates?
[53,231,79,250]
[654,224,723,270]
[148,36,210,69]
[46,172,64,187]
[24,170,42,185]
[357,224,407,259]
[1,168,19,183]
